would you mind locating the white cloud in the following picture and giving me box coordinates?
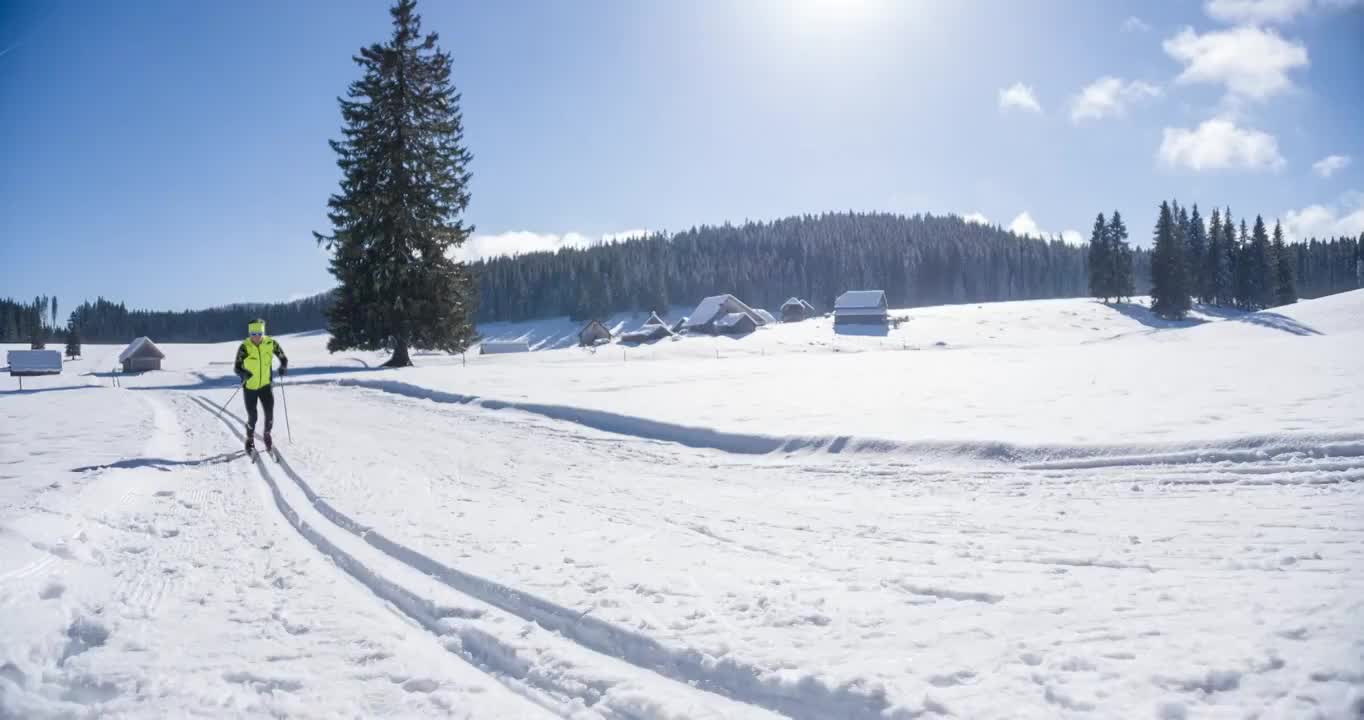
[1008,212,1042,236]
[1204,0,1313,23]
[962,212,991,225]
[453,229,651,262]
[1006,212,1084,245]
[998,82,1042,114]
[1070,77,1162,123]
[1158,118,1285,171]
[1163,26,1308,102]
[1122,16,1151,32]
[1282,192,1364,240]
[1312,154,1352,178]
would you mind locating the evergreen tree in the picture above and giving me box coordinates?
[1218,209,1236,306]
[315,0,477,367]
[1273,220,1297,306]
[1186,205,1207,304]
[1248,215,1274,309]
[1233,219,1252,308]
[1150,201,1191,319]
[1108,210,1134,301]
[1206,208,1224,305]
[1087,212,1110,302]
[65,326,81,359]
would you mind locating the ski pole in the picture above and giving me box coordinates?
[278,373,293,444]
[220,385,240,414]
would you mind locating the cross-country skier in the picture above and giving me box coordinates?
[234,319,288,453]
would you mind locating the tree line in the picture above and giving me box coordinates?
[10,208,1358,347]
[1133,200,1361,319]
[61,295,333,344]
[0,296,59,345]
[474,212,1152,323]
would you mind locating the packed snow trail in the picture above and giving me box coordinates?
[1,390,556,719]
[189,395,792,720]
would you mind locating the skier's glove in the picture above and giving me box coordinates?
[279,364,288,377]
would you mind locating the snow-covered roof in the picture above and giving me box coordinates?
[754,308,776,324]
[684,295,731,328]
[7,350,62,374]
[714,312,752,329]
[642,311,668,328]
[684,294,765,329]
[834,290,887,311]
[781,297,804,309]
[579,320,611,337]
[118,337,165,362]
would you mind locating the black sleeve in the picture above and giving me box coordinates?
[233,343,247,376]
[274,341,288,367]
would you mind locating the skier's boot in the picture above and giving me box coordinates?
[263,429,273,453]
[246,425,256,454]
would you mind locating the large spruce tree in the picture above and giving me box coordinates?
[1186,205,1207,304]
[1206,208,1224,305]
[1233,219,1252,308]
[1087,212,1110,302]
[1273,220,1297,306]
[1109,210,1135,301]
[1150,201,1191,319]
[1248,216,1274,309]
[1217,208,1236,306]
[315,0,477,367]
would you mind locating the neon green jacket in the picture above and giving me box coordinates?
[234,337,287,390]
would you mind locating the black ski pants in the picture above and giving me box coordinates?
[244,385,275,434]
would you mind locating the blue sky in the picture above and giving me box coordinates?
[2,0,1361,311]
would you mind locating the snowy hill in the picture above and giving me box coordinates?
[2,292,1362,718]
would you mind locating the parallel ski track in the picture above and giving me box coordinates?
[189,395,887,720]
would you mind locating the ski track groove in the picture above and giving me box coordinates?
[185,397,587,720]
[189,394,898,720]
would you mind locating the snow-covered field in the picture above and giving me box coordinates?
[3,292,1362,719]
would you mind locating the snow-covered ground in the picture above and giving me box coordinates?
[3,292,1362,718]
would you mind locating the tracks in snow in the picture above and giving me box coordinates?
[189,396,890,720]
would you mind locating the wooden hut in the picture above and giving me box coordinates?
[578,320,613,347]
[833,290,889,325]
[119,337,165,372]
[620,312,673,344]
[780,297,817,322]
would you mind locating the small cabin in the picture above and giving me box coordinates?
[780,297,817,322]
[578,320,613,347]
[714,312,758,335]
[683,294,766,334]
[480,340,531,355]
[620,312,674,344]
[119,337,165,372]
[833,290,889,325]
